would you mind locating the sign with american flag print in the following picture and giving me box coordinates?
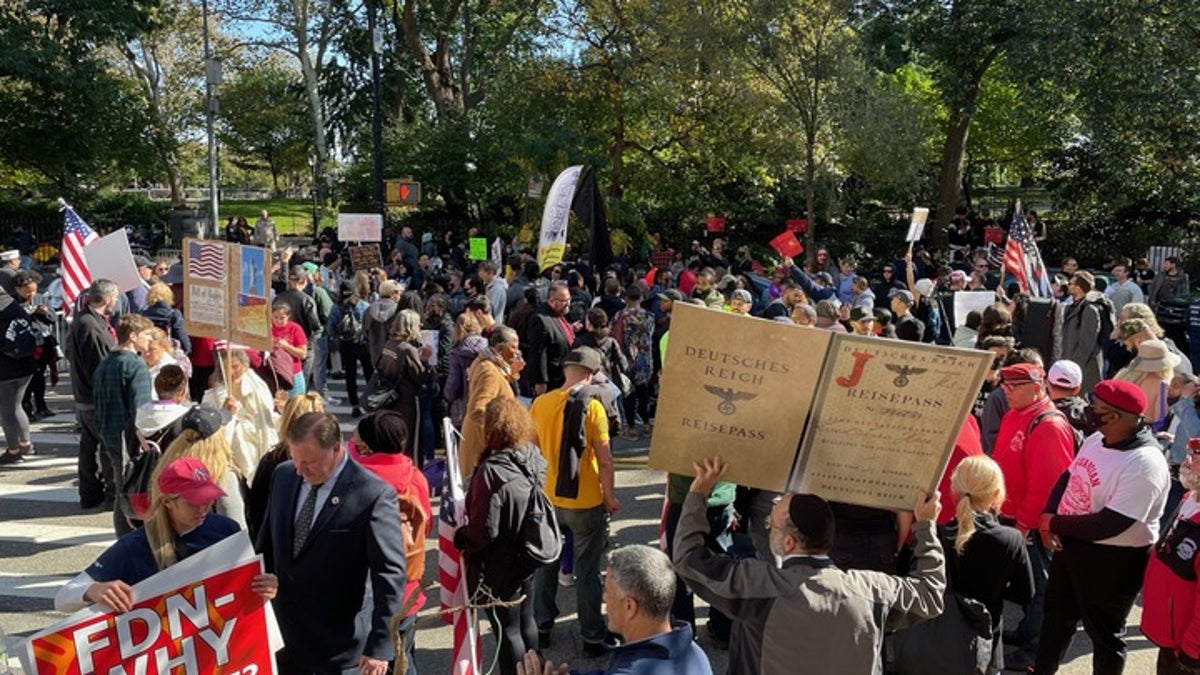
[183,239,272,351]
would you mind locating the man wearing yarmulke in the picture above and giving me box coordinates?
[1034,379,1171,675]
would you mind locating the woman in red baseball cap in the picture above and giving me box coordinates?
[53,457,277,614]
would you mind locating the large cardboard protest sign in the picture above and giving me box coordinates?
[953,290,996,329]
[83,229,143,293]
[790,335,992,510]
[349,244,383,272]
[650,305,833,492]
[649,303,991,510]
[21,532,280,675]
[184,239,272,352]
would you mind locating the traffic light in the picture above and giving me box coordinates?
[385,179,421,205]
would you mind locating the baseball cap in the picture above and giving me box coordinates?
[180,404,223,439]
[889,289,914,305]
[949,269,971,284]
[157,457,226,506]
[300,261,320,274]
[0,250,19,262]
[1092,380,1147,416]
[1047,361,1083,389]
[134,255,153,269]
[849,306,874,323]
[999,363,1045,384]
[661,289,685,302]
[563,347,603,373]
[814,272,834,286]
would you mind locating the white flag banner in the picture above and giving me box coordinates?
[537,165,583,271]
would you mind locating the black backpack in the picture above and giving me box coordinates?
[337,304,363,345]
[1077,296,1115,351]
[512,454,563,575]
[1029,408,1084,455]
[0,314,44,360]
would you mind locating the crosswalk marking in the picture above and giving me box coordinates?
[0,572,74,601]
[0,522,114,549]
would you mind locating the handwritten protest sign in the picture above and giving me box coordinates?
[21,532,281,675]
[183,239,272,351]
[337,213,383,242]
[649,303,991,509]
[349,244,383,272]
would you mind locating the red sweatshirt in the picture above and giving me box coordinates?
[937,416,984,525]
[1142,497,1200,659]
[992,397,1076,531]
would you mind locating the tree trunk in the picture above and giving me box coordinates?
[297,47,329,207]
[804,129,817,267]
[165,159,185,205]
[932,111,971,252]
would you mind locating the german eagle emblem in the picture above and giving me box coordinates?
[704,385,757,415]
[884,364,927,388]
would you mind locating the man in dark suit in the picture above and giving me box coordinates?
[257,412,406,675]
[527,281,575,394]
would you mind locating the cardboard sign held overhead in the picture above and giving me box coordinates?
[182,239,272,352]
[349,244,383,272]
[649,304,991,510]
[769,231,804,259]
[905,207,930,243]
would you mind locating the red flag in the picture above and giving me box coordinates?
[61,206,99,314]
[770,231,804,259]
[705,216,726,233]
[786,218,807,233]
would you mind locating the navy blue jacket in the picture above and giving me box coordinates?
[577,623,712,675]
[140,301,191,354]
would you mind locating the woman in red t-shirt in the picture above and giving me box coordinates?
[270,301,308,395]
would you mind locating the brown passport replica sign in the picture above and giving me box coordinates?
[649,304,991,511]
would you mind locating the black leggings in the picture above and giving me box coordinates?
[338,341,374,407]
[623,382,651,426]
[488,578,536,675]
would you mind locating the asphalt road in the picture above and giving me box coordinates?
[0,373,1157,674]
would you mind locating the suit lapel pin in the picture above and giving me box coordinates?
[331,496,340,506]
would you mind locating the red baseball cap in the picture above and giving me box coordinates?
[1093,379,1147,417]
[999,363,1044,384]
[157,457,226,506]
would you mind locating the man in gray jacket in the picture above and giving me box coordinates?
[674,457,946,675]
[1062,271,1107,394]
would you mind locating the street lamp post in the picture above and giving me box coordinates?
[202,0,220,238]
[368,0,385,215]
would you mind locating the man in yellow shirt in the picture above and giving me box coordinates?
[531,347,622,657]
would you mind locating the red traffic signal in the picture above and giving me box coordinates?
[385,180,421,205]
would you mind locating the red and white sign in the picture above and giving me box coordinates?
[705,216,726,233]
[22,533,280,675]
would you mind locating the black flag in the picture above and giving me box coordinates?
[570,166,613,272]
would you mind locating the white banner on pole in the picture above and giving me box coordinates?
[537,165,583,271]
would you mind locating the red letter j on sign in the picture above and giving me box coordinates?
[835,352,875,388]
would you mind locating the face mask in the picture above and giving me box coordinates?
[1181,462,1200,492]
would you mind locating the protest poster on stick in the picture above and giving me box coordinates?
[337,213,383,242]
[183,239,272,352]
[789,335,991,510]
[83,229,142,293]
[649,304,832,492]
[648,304,991,509]
[905,207,930,244]
[349,244,383,272]
[468,238,488,261]
[953,290,996,329]
[21,532,281,675]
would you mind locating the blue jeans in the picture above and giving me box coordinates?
[533,504,607,643]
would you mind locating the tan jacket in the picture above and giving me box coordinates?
[460,354,517,478]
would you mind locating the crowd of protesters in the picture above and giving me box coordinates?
[0,211,1197,675]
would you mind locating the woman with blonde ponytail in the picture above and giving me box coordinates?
[54,457,277,614]
[946,455,1035,665]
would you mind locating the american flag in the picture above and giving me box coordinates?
[188,240,226,281]
[1002,202,1052,297]
[438,419,480,675]
[60,206,100,314]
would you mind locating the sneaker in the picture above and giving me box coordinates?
[558,572,576,588]
[0,450,25,465]
[351,407,363,419]
[324,395,342,405]
[36,409,55,419]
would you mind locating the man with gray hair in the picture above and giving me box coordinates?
[65,279,121,509]
[518,545,712,675]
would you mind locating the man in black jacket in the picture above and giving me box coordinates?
[64,279,119,508]
[527,282,575,395]
[890,289,925,342]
